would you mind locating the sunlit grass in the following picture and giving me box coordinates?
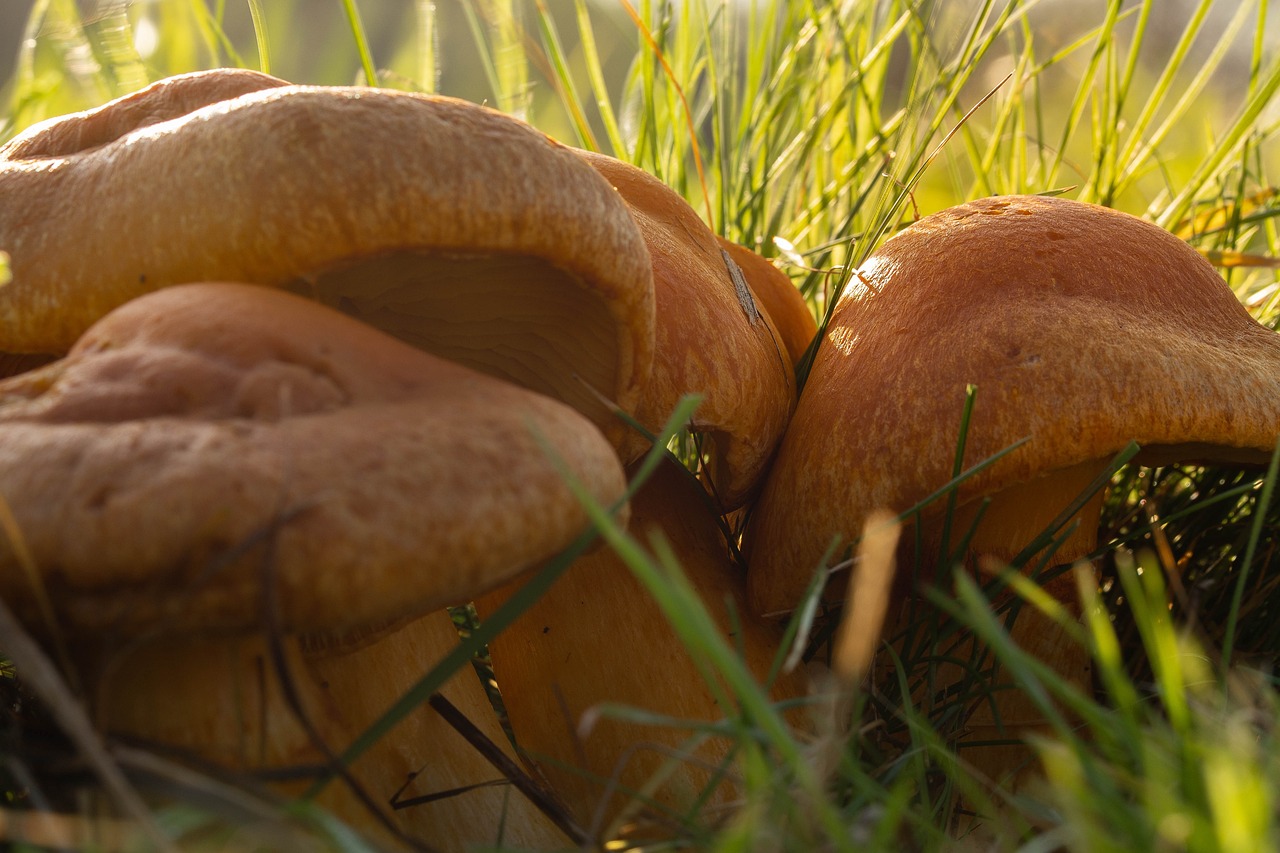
[2,0,1280,850]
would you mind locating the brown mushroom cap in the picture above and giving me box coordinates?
[746,194,1280,616]
[0,72,653,439]
[579,151,796,507]
[0,282,628,639]
[0,68,290,160]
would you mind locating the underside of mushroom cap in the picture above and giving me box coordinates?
[579,151,796,508]
[0,74,654,440]
[746,194,1280,616]
[0,283,628,640]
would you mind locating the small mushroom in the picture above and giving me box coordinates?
[745,195,1280,777]
[0,71,654,441]
[476,457,808,834]
[579,152,798,507]
[0,282,628,849]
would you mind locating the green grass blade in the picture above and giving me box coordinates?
[1221,440,1280,669]
[338,0,377,85]
[414,0,437,92]
[533,0,595,148]
[573,0,625,156]
[244,0,270,73]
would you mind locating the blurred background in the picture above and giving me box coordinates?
[2,0,1276,139]
[2,0,1278,274]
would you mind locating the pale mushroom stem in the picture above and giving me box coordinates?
[475,460,809,835]
[902,458,1110,787]
[93,611,569,851]
[298,610,571,850]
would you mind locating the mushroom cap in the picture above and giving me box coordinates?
[0,72,654,440]
[746,194,1280,616]
[0,68,290,160]
[0,283,628,639]
[578,151,795,507]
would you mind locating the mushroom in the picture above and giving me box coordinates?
[745,194,1280,779]
[475,457,809,836]
[0,71,653,443]
[578,152,797,507]
[0,282,629,849]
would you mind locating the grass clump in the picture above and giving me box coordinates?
[2,0,1280,851]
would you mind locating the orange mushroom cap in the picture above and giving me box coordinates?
[746,194,1280,616]
[579,151,796,507]
[716,237,817,369]
[0,71,654,442]
[0,282,628,639]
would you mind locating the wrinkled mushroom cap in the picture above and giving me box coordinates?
[0,72,654,440]
[747,194,1280,616]
[579,151,796,507]
[0,283,628,639]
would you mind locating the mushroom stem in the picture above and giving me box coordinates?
[940,458,1111,581]
[895,459,1110,788]
[299,610,571,850]
[476,459,808,837]
[94,611,571,851]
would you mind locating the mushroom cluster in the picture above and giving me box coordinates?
[0,70,814,849]
[7,66,1272,847]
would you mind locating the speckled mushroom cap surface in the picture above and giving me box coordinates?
[0,71,654,438]
[579,151,796,508]
[0,283,628,640]
[746,194,1280,616]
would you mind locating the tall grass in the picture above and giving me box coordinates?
[3,0,1280,850]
